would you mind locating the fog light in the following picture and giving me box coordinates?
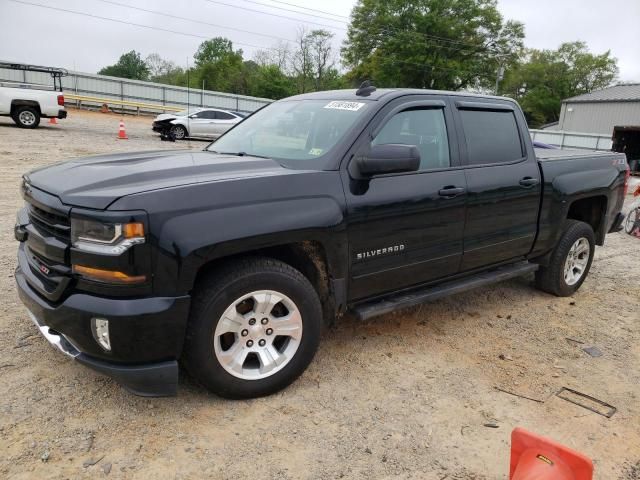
[91,318,111,351]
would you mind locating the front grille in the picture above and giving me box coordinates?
[28,203,71,242]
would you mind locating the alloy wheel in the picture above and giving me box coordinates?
[213,290,303,380]
[563,237,590,286]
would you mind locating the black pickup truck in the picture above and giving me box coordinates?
[15,87,629,398]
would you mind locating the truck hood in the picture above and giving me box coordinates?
[25,150,293,210]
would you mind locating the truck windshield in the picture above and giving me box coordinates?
[207,99,370,167]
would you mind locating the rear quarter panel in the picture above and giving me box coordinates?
[532,152,627,256]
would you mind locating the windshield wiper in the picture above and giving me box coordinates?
[215,151,271,159]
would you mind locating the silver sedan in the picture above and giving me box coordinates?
[152,108,246,140]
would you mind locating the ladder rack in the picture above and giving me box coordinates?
[0,62,68,91]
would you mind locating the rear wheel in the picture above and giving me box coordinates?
[625,208,638,234]
[183,257,322,399]
[170,124,187,140]
[13,106,40,128]
[535,220,595,296]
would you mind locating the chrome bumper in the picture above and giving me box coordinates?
[28,311,80,359]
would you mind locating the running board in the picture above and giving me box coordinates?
[352,262,538,321]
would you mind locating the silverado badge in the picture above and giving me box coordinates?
[356,244,405,261]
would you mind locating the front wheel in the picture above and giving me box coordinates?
[170,124,187,140]
[535,220,595,297]
[183,257,322,399]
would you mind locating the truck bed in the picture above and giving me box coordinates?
[535,147,622,162]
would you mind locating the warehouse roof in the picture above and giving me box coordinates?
[564,83,640,103]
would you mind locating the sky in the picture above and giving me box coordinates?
[0,0,638,82]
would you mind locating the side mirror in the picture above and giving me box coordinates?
[355,144,420,177]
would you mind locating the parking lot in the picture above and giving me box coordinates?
[0,109,639,479]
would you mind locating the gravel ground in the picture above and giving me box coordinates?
[0,109,639,479]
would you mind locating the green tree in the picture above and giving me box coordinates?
[500,41,618,126]
[249,64,296,99]
[192,37,245,93]
[342,0,524,90]
[292,28,314,93]
[98,50,150,80]
[194,37,236,67]
[308,30,335,91]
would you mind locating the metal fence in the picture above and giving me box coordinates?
[529,129,612,151]
[0,66,272,114]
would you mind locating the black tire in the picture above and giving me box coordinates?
[535,220,595,297]
[170,124,187,140]
[183,257,322,399]
[12,106,40,129]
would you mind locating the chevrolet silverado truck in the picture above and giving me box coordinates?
[0,62,68,128]
[0,82,67,128]
[15,86,628,399]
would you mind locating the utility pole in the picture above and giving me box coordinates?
[494,62,505,95]
[186,57,190,137]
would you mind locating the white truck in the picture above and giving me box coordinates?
[0,63,68,128]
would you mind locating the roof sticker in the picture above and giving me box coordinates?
[323,101,366,111]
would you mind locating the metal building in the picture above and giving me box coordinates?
[558,83,640,135]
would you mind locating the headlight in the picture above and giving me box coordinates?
[71,218,145,255]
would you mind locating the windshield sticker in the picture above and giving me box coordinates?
[324,101,366,111]
[308,148,323,156]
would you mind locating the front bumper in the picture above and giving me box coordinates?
[152,122,171,134]
[27,311,179,396]
[15,260,190,396]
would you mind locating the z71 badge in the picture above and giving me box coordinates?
[356,244,405,261]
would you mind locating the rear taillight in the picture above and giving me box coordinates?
[624,164,630,196]
[57,95,64,106]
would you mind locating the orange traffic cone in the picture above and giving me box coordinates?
[48,117,57,125]
[117,119,128,139]
[510,428,593,480]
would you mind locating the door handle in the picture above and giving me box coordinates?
[438,186,465,197]
[519,177,539,187]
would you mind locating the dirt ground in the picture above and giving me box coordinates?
[0,109,638,479]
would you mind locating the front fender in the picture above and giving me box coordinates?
[109,170,348,296]
[162,196,346,293]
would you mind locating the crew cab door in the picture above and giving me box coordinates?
[342,96,467,301]
[453,100,541,271]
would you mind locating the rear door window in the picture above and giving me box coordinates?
[459,109,523,165]
[215,111,236,120]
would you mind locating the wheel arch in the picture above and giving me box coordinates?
[170,121,189,135]
[192,240,344,325]
[11,99,41,115]
[566,195,608,245]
